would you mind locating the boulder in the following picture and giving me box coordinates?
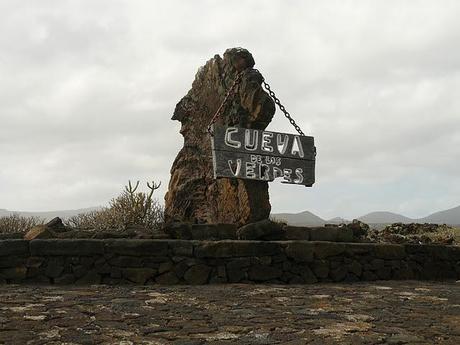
[156,271,180,285]
[285,242,314,262]
[284,226,310,240]
[164,222,192,240]
[184,264,211,285]
[0,266,27,280]
[164,48,275,226]
[191,224,237,240]
[237,219,284,240]
[122,268,156,284]
[44,258,65,278]
[347,219,369,239]
[247,265,282,281]
[24,225,55,240]
[309,227,338,242]
[24,217,68,240]
[226,259,249,283]
[314,242,346,259]
[46,217,68,233]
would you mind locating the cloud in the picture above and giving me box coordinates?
[0,0,459,219]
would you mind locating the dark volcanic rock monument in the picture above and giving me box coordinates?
[164,48,276,226]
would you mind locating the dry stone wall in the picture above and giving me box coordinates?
[1,239,459,285]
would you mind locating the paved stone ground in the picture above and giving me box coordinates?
[0,281,459,345]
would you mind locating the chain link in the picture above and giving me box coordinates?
[207,70,245,135]
[208,68,306,136]
[252,69,305,136]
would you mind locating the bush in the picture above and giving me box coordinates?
[0,214,44,234]
[64,180,164,231]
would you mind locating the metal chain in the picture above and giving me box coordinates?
[207,70,245,135]
[208,68,306,136]
[253,69,305,136]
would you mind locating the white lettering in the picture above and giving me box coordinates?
[273,167,283,179]
[283,168,293,183]
[259,164,270,180]
[228,159,242,176]
[244,129,258,151]
[250,154,262,163]
[276,134,289,155]
[224,127,241,149]
[294,168,304,184]
[291,136,304,158]
[261,132,274,152]
[245,162,256,178]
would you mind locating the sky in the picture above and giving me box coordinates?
[1,0,459,220]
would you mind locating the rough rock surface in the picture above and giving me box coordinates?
[164,48,275,226]
[24,217,68,240]
[237,219,284,240]
[2,239,459,285]
[366,223,458,245]
[0,281,459,344]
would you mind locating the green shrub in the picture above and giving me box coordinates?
[64,180,164,231]
[0,214,44,234]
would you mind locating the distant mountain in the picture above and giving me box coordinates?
[272,204,460,226]
[419,205,460,225]
[0,207,101,221]
[271,210,325,226]
[3,203,460,226]
[358,211,413,224]
[327,217,350,224]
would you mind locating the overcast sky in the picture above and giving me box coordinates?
[1,0,459,219]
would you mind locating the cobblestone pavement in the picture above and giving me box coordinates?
[0,281,459,344]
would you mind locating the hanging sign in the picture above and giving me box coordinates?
[210,125,316,186]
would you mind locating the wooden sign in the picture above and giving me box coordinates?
[210,125,316,186]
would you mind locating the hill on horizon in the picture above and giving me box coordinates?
[2,204,460,227]
[0,207,101,221]
[358,211,413,224]
[272,204,460,226]
[271,210,325,226]
[418,205,460,224]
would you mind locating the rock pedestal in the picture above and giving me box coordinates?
[164,48,275,226]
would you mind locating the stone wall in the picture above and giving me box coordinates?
[0,239,459,285]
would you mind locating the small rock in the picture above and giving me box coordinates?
[76,270,101,284]
[309,226,338,241]
[158,262,173,274]
[247,265,282,281]
[330,266,347,282]
[45,258,64,278]
[46,217,68,233]
[191,224,237,240]
[347,219,369,239]
[184,265,211,284]
[0,266,27,280]
[226,259,250,283]
[122,268,156,284]
[285,242,314,262]
[156,271,180,285]
[24,226,55,240]
[163,222,192,240]
[300,266,318,283]
[284,226,310,240]
[24,217,68,240]
[312,261,329,279]
[237,219,285,240]
[386,333,424,344]
[54,274,76,284]
[347,260,362,277]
